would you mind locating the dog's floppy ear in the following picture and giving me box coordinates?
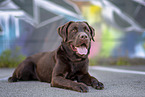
[57,21,74,42]
[83,21,95,42]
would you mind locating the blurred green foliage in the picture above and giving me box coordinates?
[89,57,97,66]
[116,57,130,66]
[94,56,145,66]
[0,47,26,68]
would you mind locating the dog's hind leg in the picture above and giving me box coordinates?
[8,58,38,82]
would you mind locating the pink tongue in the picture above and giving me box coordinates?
[76,46,88,55]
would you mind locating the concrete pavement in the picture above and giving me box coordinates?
[0,65,145,97]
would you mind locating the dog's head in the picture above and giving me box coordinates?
[58,21,95,57]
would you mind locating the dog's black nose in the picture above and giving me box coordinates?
[79,33,88,40]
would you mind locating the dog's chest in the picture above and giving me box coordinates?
[64,63,85,80]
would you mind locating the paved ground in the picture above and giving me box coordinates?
[0,65,145,97]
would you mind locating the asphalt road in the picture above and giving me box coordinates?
[0,65,145,97]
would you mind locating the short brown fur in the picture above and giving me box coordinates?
[8,21,104,92]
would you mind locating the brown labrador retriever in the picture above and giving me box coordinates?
[8,21,104,92]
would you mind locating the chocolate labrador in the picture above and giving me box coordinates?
[8,21,104,92]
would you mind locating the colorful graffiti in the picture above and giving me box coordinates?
[0,0,145,59]
[0,11,23,53]
[80,1,145,58]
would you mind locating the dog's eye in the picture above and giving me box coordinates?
[85,29,89,32]
[72,29,77,32]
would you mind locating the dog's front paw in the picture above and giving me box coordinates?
[73,83,89,92]
[92,81,104,90]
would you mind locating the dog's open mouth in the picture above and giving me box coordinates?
[70,43,88,55]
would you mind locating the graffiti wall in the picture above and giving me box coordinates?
[80,0,145,58]
[0,0,145,59]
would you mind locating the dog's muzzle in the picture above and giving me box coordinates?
[71,32,89,56]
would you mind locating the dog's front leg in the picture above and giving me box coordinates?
[51,64,88,92]
[77,73,104,90]
[51,76,89,92]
